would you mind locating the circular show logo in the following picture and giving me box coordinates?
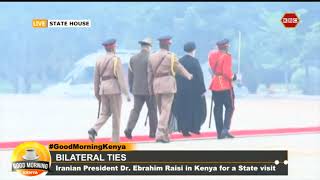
[11,142,51,176]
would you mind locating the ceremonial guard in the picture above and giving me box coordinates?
[124,38,158,139]
[148,36,193,143]
[208,39,239,139]
[88,39,131,142]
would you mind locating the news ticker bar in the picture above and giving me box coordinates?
[47,151,288,175]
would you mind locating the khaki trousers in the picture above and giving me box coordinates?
[126,95,158,135]
[155,93,174,140]
[92,94,122,142]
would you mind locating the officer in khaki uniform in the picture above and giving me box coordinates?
[148,36,193,143]
[124,38,158,139]
[88,39,131,142]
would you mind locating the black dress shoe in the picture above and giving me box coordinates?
[124,130,132,139]
[182,132,191,137]
[149,134,156,139]
[156,139,170,143]
[217,131,228,139]
[191,131,201,135]
[225,132,234,138]
[88,128,97,142]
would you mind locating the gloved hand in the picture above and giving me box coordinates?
[235,73,243,87]
[236,73,242,82]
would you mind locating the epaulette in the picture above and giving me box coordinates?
[168,52,177,58]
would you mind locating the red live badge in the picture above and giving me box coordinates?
[281,12,300,28]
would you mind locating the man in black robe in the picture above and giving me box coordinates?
[173,42,207,136]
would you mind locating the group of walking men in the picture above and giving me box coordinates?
[87,35,240,143]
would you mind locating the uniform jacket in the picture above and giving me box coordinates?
[128,49,150,95]
[148,49,192,94]
[208,50,234,91]
[94,52,129,96]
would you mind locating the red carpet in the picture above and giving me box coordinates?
[1,126,320,149]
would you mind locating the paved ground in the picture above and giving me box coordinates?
[0,94,319,142]
[0,94,319,179]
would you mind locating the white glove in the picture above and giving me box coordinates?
[237,73,242,82]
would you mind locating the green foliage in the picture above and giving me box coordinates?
[291,67,320,95]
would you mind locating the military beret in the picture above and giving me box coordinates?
[102,39,116,47]
[158,35,172,45]
[158,35,172,41]
[184,42,196,52]
[216,38,229,47]
[217,39,229,46]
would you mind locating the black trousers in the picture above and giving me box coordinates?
[212,89,235,136]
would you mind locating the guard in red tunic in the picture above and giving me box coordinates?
[208,39,237,139]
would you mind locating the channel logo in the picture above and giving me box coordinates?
[11,142,51,176]
[32,19,91,28]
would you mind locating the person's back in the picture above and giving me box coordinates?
[129,50,149,95]
[208,39,238,139]
[149,49,177,94]
[176,55,194,94]
[88,38,130,143]
[95,53,121,95]
[174,42,206,136]
[208,49,233,91]
[148,36,193,143]
[125,38,158,139]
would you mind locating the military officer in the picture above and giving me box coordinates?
[88,39,131,142]
[148,36,193,143]
[208,39,239,139]
[124,37,158,139]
